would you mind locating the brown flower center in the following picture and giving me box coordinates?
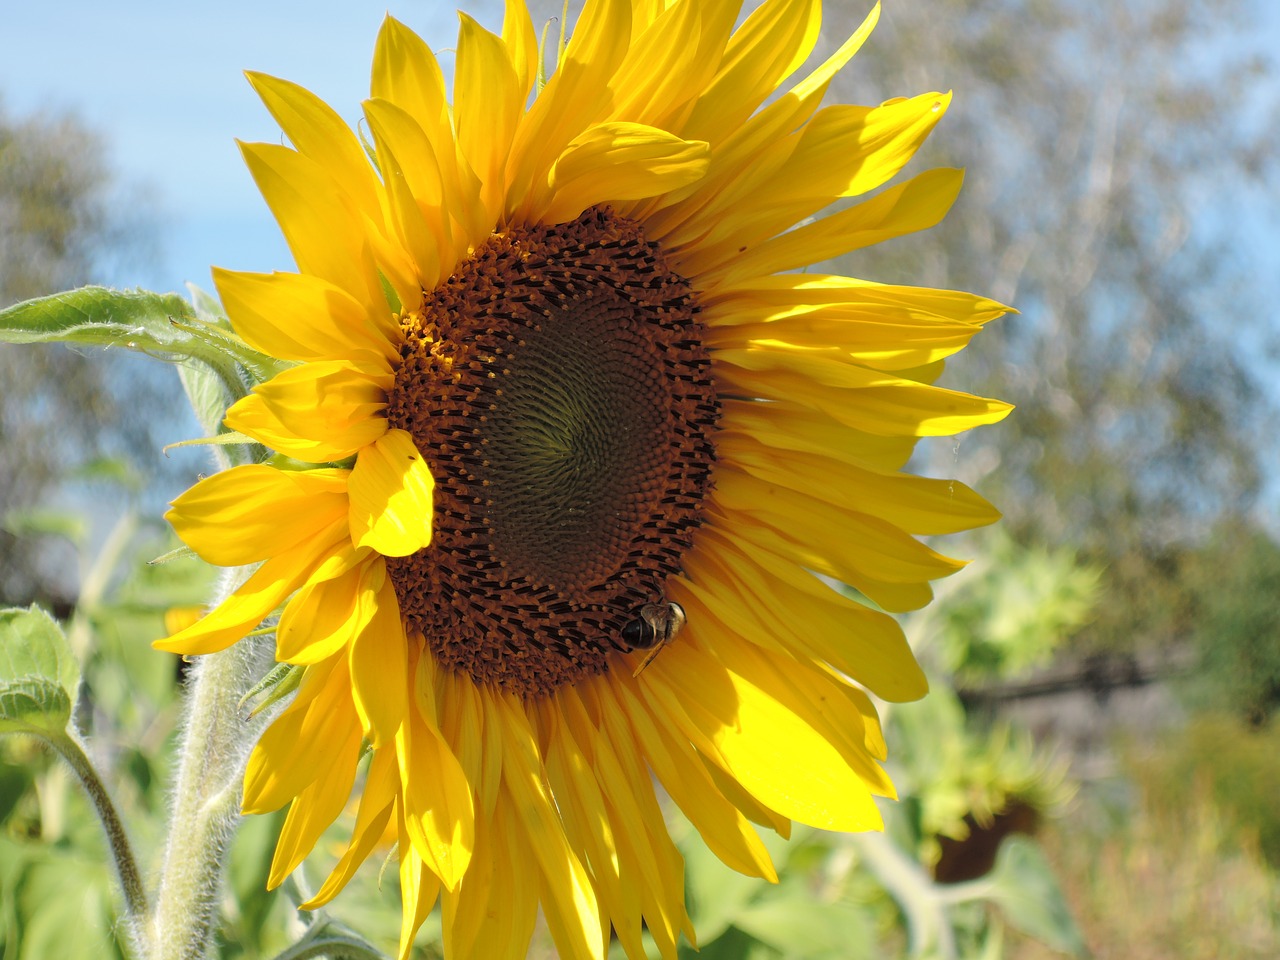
[385,206,719,696]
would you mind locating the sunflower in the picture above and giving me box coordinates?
[157,1,1010,957]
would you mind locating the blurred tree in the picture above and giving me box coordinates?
[1185,519,1280,725]
[826,0,1278,651]
[0,99,168,608]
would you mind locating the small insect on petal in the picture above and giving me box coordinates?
[622,601,686,677]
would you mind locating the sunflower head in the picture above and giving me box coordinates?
[158,1,1011,957]
[384,207,719,695]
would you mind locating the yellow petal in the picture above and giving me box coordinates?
[494,692,604,960]
[372,16,485,249]
[219,391,348,464]
[706,308,985,371]
[154,516,358,656]
[780,92,951,201]
[372,16,450,156]
[504,0,632,223]
[540,696,641,960]
[720,397,917,471]
[711,465,965,583]
[703,272,1010,326]
[682,0,821,145]
[837,680,888,761]
[638,642,883,832]
[440,668,502,819]
[690,524,927,701]
[363,96,452,285]
[238,141,381,306]
[709,467,964,611]
[348,559,408,747]
[455,12,523,227]
[212,267,399,364]
[700,752,791,839]
[226,360,390,463]
[301,745,399,909]
[607,0,732,132]
[560,688,684,953]
[397,836,444,960]
[243,655,360,813]
[267,722,362,887]
[593,692,689,935]
[501,0,539,99]
[716,431,1002,535]
[611,676,778,881]
[275,562,363,664]
[714,348,1014,437]
[690,167,965,286]
[543,122,710,225]
[715,638,897,798]
[641,1,879,240]
[244,71,383,225]
[442,804,538,960]
[687,92,953,270]
[398,653,475,890]
[165,464,348,567]
[348,428,434,557]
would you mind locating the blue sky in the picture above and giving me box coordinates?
[5,0,1277,304]
[0,0,496,295]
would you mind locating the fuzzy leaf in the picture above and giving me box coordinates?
[0,606,80,736]
[0,285,284,389]
[986,836,1087,956]
[0,286,195,349]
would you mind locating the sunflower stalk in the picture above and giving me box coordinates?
[852,830,957,959]
[149,567,276,960]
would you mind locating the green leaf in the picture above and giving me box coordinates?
[0,607,80,736]
[187,281,231,329]
[984,837,1087,957]
[4,838,127,959]
[0,286,195,348]
[732,878,875,958]
[681,826,769,944]
[177,356,248,451]
[0,285,287,397]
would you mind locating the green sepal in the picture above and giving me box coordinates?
[0,606,80,737]
[162,431,264,457]
[147,544,200,565]
[378,271,402,315]
[166,316,287,386]
[238,662,304,719]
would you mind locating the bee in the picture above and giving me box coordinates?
[621,601,686,677]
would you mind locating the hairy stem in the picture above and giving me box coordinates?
[852,830,956,959]
[44,729,150,955]
[149,572,274,960]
